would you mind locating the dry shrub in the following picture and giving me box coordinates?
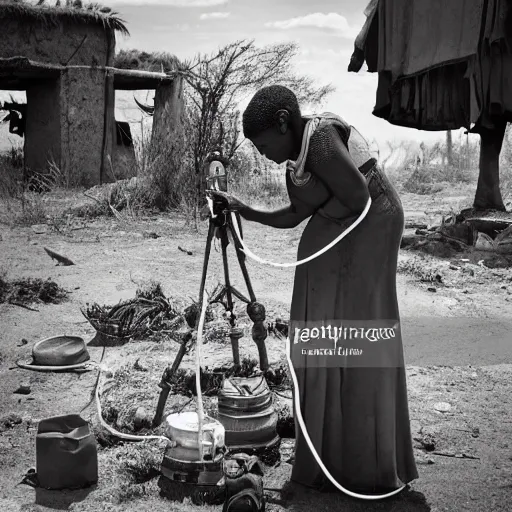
[7,191,49,225]
[0,149,65,226]
[397,257,444,283]
[403,164,473,195]
[140,115,195,213]
[0,274,68,305]
[71,116,195,220]
[68,177,156,219]
[82,281,182,341]
[229,146,288,209]
[231,171,287,209]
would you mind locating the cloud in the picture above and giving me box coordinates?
[265,12,359,38]
[200,12,231,20]
[103,0,228,6]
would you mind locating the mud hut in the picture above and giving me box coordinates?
[0,1,183,187]
[113,50,185,146]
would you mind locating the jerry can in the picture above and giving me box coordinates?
[36,414,98,489]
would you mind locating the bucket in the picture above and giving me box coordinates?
[161,444,225,485]
[218,376,279,450]
[36,414,97,490]
[165,412,225,458]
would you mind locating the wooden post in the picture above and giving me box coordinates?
[100,69,115,184]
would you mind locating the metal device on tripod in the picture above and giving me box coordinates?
[153,150,269,429]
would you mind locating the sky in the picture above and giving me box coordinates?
[1,0,453,153]
[107,0,448,149]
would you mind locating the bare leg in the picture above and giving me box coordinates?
[474,122,507,211]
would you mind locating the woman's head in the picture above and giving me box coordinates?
[242,85,303,164]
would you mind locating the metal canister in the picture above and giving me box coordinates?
[164,412,225,457]
[218,375,279,450]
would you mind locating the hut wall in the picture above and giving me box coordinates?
[0,18,111,66]
[24,79,61,174]
[151,75,185,144]
[60,67,110,187]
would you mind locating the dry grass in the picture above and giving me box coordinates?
[114,49,180,73]
[228,144,288,209]
[0,272,69,306]
[402,164,476,195]
[68,114,196,221]
[397,256,445,283]
[0,146,68,225]
[82,281,183,340]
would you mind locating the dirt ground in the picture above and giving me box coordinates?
[1,184,512,512]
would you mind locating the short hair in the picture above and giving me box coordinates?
[242,85,302,139]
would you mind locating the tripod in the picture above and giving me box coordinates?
[153,208,269,427]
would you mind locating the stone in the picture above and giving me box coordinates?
[434,402,451,412]
[143,231,161,239]
[14,384,31,395]
[31,224,47,234]
[133,358,148,372]
[474,232,495,251]
[0,413,23,430]
[133,407,151,431]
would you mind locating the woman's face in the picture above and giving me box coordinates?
[249,127,295,164]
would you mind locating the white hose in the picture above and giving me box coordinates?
[196,289,208,460]
[93,292,209,448]
[285,337,406,500]
[230,195,406,499]
[229,195,372,268]
[95,368,169,443]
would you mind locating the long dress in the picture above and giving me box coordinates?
[288,115,418,493]
[363,0,512,132]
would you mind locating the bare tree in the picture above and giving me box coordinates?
[178,39,334,213]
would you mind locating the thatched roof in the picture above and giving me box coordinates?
[0,1,129,36]
[114,49,181,74]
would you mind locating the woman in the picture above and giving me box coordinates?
[210,85,418,494]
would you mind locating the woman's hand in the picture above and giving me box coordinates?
[206,190,247,213]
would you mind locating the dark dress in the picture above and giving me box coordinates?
[288,115,418,492]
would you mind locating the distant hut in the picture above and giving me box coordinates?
[0,1,183,187]
[114,50,185,147]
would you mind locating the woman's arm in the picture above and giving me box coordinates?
[206,189,315,229]
[307,123,370,214]
[240,201,315,229]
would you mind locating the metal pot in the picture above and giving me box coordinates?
[218,375,271,412]
[217,376,279,450]
[164,412,225,456]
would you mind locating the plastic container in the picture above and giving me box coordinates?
[36,414,97,489]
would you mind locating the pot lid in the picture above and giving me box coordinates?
[165,412,222,432]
